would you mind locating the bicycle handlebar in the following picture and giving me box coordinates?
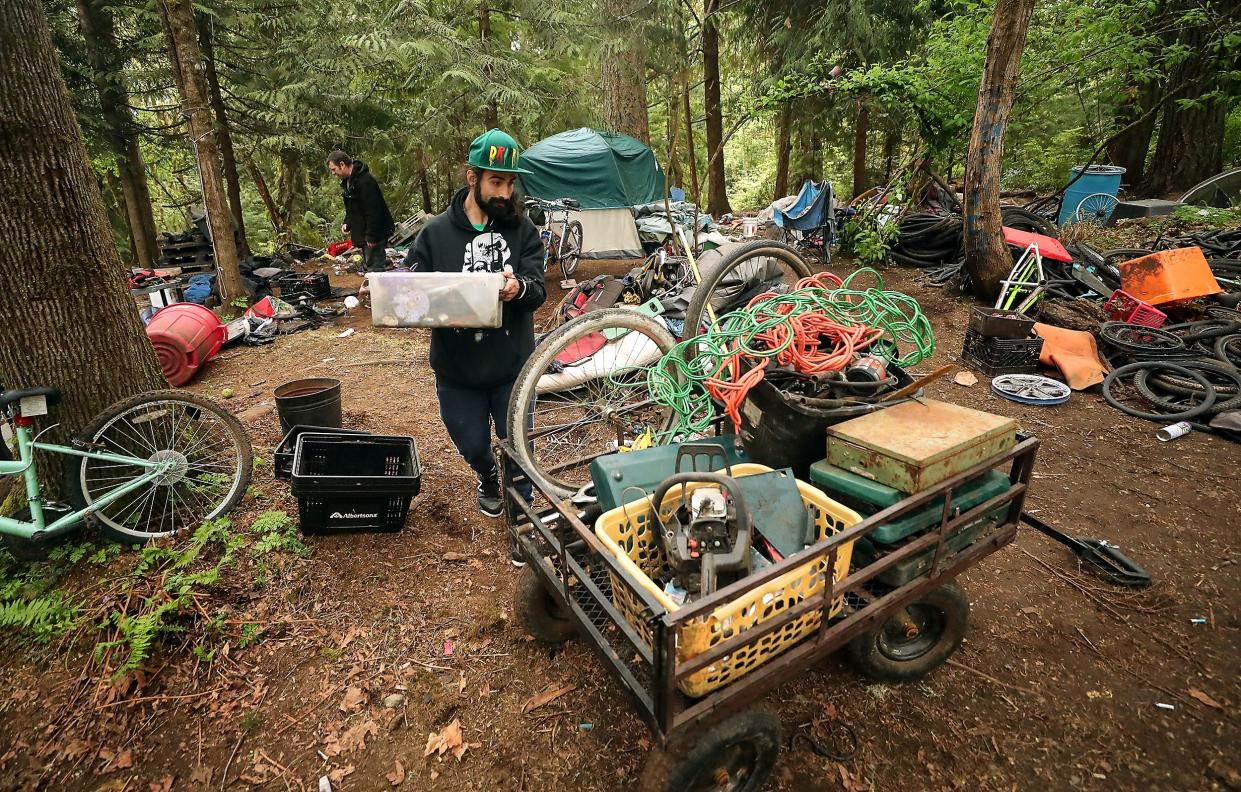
[524,197,580,210]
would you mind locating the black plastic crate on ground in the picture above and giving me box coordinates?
[274,425,371,479]
[961,327,1043,376]
[291,433,420,534]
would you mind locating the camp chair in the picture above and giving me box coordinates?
[774,179,835,262]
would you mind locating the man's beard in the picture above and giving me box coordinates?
[474,182,515,223]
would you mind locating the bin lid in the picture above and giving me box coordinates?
[826,400,1017,468]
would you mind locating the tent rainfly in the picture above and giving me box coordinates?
[519,128,664,259]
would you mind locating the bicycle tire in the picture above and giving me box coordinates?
[683,240,814,339]
[1102,362,1217,422]
[66,390,252,545]
[1215,334,1241,368]
[1136,362,1241,415]
[1000,206,1057,237]
[560,220,583,278]
[507,309,677,498]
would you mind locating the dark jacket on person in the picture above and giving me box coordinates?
[402,186,547,388]
[341,159,395,247]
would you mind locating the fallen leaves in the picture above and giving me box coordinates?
[386,759,406,786]
[148,776,174,792]
[1188,688,1223,709]
[339,686,367,712]
[339,720,380,753]
[423,719,478,762]
[521,683,576,715]
[953,370,978,387]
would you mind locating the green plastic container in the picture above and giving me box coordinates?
[590,437,751,513]
[808,462,1011,544]
[851,518,997,586]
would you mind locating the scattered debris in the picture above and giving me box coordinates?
[424,719,470,761]
[521,683,576,714]
[386,759,406,786]
[1188,688,1223,709]
[953,370,978,387]
[382,693,406,709]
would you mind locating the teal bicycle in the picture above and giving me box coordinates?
[0,386,252,559]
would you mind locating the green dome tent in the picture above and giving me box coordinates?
[520,128,664,259]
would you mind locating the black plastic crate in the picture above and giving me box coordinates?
[961,327,1043,376]
[291,433,420,534]
[968,307,1035,339]
[274,425,371,480]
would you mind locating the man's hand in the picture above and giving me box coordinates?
[500,271,521,302]
[341,223,349,234]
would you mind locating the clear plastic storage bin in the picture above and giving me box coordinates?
[367,272,505,328]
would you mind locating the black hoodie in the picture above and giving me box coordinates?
[402,187,547,387]
[341,159,395,247]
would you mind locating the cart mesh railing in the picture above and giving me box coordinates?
[500,435,1038,746]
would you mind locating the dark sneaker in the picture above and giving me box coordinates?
[509,535,527,568]
[477,478,503,518]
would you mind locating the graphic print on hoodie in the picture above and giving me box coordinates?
[401,186,547,388]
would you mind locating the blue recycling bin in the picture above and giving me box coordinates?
[1058,165,1126,225]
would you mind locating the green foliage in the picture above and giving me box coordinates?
[1173,204,1241,227]
[0,593,78,639]
[840,215,900,264]
[249,511,308,559]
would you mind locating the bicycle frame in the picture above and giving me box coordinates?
[0,422,165,540]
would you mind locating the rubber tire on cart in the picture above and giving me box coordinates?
[65,390,252,545]
[639,708,782,792]
[845,582,969,682]
[514,566,576,644]
[507,309,678,498]
[682,240,815,338]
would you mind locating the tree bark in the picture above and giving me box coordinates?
[773,101,792,200]
[1106,80,1159,186]
[246,158,284,233]
[198,12,250,259]
[852,97,870,198]
[479,0,498,128]
[277,147,307,227]
[600,0,650,143]
[666,94,684,189]
[1143,22,1229,196]
[962,0,1036,300]
[159,0,243,301]
[0,0,166,466]
[702,0,731,216]
[102,169,135,260]
[74,0,159,267]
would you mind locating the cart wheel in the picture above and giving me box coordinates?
[514,566,576,644]
[639,708,781,792]
[845,582,969,682]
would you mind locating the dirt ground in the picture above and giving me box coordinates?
[1,254,1239,792]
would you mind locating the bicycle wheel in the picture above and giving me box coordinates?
[682,240,815,338]
[508,309,677,498]
[560,221,583,278]
[66,390,252,544]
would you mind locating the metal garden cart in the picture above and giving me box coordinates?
[501,434,1039,791]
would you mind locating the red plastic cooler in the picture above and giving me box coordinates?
[145,303,226,386]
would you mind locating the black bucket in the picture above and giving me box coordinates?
[274,377,342,433]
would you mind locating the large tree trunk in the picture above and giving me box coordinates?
[702,0,731,216]
[852,97,870,198]
[962,0,1036,300]
[600,0,650,144]
[0,0,166,471]
[666,93,684,189]
[160,0,243,301]
[1144,23,1229,196]
[74,0,159,267]
[479,0,498,128]
[773,102,792,200]
[198,13,250,259]
[1106,79,1159,187]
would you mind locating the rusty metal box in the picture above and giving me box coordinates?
[825,399,1017,494]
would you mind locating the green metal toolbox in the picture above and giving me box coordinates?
[825,399,1017,494]
[807,462,1011,544]
[590,436,751,513]
[809,460,1011,586]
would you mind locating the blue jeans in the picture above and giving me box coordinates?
[435,379,532,501]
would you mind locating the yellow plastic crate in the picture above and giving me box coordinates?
[594,463,860,697]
